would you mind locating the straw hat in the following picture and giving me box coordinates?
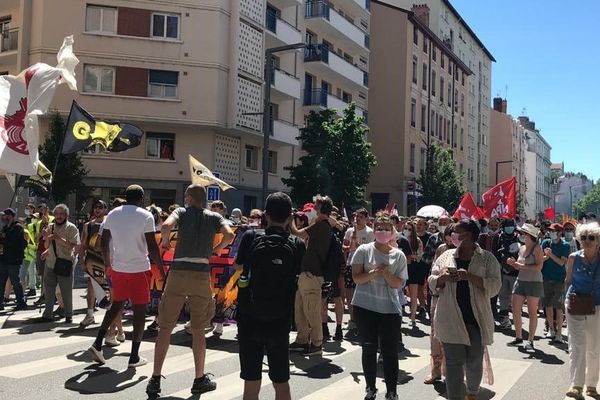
[517,223,540,239]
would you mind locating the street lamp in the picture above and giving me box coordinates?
[495,160,513,184]
[262,43,307,206]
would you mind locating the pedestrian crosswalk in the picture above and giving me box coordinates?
[0,307,563,400]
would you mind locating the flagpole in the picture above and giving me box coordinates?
[51,103,74,197]
[8,174,19,208]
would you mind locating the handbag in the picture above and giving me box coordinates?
[566,254,598,316]
[51,225,73,277]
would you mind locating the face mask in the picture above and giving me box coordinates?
[504,226,515,235]
[231,217,241,224]
[565,232,575,241]
[482,227,489,234]
[306,208,317,223]
[518,235,525,243]
[375,231,393,244]
[24,210,31,217]
[451,232,462,248]
[403,229,411,237]
[549,232,558,241]
[438,225,447,235]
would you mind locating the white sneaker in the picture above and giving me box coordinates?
[545,329,555,339]
[105,335,120,347]
[553,333,564,344]
[88,346,106,364]
[116,332,126,342]
[80,314,95,327]
[128,357,147,368]
[185,321,192,335]
[213,322,223,336]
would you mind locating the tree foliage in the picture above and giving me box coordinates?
[39,112,89,204]
[282,103,376,209]
[416,142,464,213]
[574,180,600,216]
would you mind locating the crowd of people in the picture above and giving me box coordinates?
[1,189,600,400]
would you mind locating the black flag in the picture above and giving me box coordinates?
[62,101,144,154]
[18,161,52,197]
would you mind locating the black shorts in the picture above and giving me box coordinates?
[344,265,356,289]
[237,316,291,383]
[321,279,342,300]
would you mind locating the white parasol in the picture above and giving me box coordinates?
[416,205,448,218]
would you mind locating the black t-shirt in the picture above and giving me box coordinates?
[397,236,412,257]
[456,258,478,327]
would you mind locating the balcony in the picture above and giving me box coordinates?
[304,44,367,91]
[0,28,18,53]
[265,9,302,47]
[303,88,365,119]
[271,119,299,145]
[305,1,369,55]
[271,68,301,100]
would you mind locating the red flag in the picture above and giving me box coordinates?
[453,192,484,220]
[482,177,516,219]
[544,207,556,220]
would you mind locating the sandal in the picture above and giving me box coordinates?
[586,387,598,396]
[566,386,584,400]
[423,375,441,384]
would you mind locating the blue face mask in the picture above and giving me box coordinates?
[504,226,515,235]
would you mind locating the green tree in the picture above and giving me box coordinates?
[282,103,376,209]
[417,142,464,212]
[574,180,600,216]
[39,112,89,204]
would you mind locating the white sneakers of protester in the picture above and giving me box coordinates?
[88,346,106,364]
[213,322,223,336]
[128,357,148,368]
[116,332,126,342]
[80,314,95,327]
[105,336,120,347]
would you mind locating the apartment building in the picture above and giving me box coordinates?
[490,98,527,213]
[368,0,470,215]
[0,0,371,212]
[380,0,494,201]
[519,117,552,219]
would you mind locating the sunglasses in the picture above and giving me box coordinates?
[580,235,598,242]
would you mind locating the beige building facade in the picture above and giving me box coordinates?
[489,98,527,213]
[0,0,370,213]
[368,0,470,215]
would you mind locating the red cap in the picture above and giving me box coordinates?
[302,203,314,213]
[549,223,563,231]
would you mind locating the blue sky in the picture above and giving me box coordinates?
[451,0,599,180]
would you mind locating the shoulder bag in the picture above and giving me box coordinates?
[51,225,73,277]
[566,254,598,316]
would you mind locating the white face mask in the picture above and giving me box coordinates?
[438,224,448,235]
[565,232,575,241]
[306,208,318,224]
[403,229,411,237]
[549,232,558,241]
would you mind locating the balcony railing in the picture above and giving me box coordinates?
[0,28,18,53]
[303,88,328,107]
[305,0,330,19]
[304,44,329,63]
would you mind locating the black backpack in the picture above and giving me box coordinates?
[319,228,345,283]
[239,232,298,321]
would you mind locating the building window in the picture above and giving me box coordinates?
[441,55,445,69]
[149,70,178,98]
[422,63,427,91]
[421,104,426,132]
[423,37,427,53]
[413,25,418,45]
[430,110,435,135]
[447,85,451,107]
[151,13,179,39]
[410,143,415,173]
[432,46,437,62]
[268,150,278,174]
[461,93,465,116]
[420,147,426,175]
[440,77,444,103]
[410,98,416,128]
[439,115,443,139]
[342,91,352,103]
[83,65,114,94]
[412,55,418,84]
[454,89,458,112]
[146,133,175,160]
[462,72,465,86]
[245,145,258,170]
[85,5,117,34]
[431,70,436,97]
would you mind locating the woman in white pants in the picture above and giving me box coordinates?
[564,222,600,400]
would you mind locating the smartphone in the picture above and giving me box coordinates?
[447,266,458,275]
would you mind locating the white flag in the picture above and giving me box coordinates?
[189,154,235,191]
[0,36,78,175]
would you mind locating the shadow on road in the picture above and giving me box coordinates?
[64,365,146,394]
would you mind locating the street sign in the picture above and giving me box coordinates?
[207,186,220,201]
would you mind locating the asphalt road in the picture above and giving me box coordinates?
[0,286,580,400]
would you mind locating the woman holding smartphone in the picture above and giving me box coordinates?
[428,219,501,400]
[351,214,408,400]
[403,220,425,328]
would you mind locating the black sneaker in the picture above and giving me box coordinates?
[302,343,323,356]
[364,388,377,400]
[322,323,330,340]
[146,375,162,398]
[147,320,159,332]
[0,304,4,311]
[507,338,523,347]
[65,317,73,324]
[14,302,27,311]
[191,374,217,394]
[289,341,308,352]
[333,325,343,341]
[25,289,36,297]
[53,306,64,317]
[34,296,45,305]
